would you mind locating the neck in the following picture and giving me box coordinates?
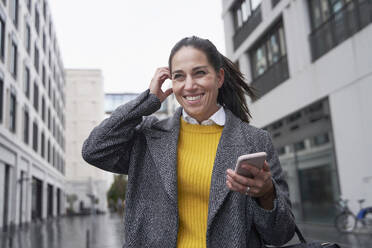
[187,105,220,123]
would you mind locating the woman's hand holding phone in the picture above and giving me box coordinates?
[149,67,173,102]
[226,153,275,209]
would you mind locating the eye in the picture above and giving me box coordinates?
[173,74,184,80]
[195,70,206,76]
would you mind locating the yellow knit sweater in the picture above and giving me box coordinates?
[177,119,223,248]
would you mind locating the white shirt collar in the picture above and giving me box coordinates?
[182,107,226,126]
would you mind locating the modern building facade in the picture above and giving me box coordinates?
[105,93,139,116]
[65,69,113,214]
[0,0,66,230]
[222,0,372,224]
[105,91,176,119]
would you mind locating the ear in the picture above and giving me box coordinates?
[217,68,224,88]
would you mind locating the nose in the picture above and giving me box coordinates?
[184,75,196,91]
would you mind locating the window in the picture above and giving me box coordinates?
[52,146,55,166]
[272,0,281,8]
[11,0,19,27]
[0,78,3,123]
[53,90,56,109]
[32,121,38,152]
[25,23,31,54]
[10,41,18,78]
[9,91,17,132]
[34,44,39,72]
[313,133,330,146]
[35,6,40,34]
[272,120,283,130]
[49,21,52,38]
[294,140,306,151]
[251,23,287,79]
[47,108,50,130]
[42,65,46,86]
[43,1,47,20]
[27,0,31,12]
[249,21,289,98]
[52,117,55,137]
[24,66,30,98]
[33,82,38,111]
[288,111,302,123]
[309,0,331,30]
[0,16,5,61]
[47,139,51,163]
[41,131,45,158]
[41,96,45,121]
[48,78,51,98]
[309,0,371,61]
[42,31,46,52]
[233,0,262,30]
[48,49,51,68]
[23,108,29,144]
[277,146,285,155]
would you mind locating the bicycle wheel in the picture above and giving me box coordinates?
[335,213,356,232]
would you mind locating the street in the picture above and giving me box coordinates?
[0,214,371,248]
[0,213,125,248]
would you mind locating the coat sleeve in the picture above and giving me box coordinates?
[81,89,161,174]
[251,131,296,246]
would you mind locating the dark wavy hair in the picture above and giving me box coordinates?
[168,36,256,123]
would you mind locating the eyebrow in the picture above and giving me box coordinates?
[171,66,208,75]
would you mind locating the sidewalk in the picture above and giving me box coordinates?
[284,222,372,248]
[0,213,125,248]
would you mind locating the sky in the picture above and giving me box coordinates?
[49,0,226,93]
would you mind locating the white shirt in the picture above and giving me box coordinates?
[182,107,226,126]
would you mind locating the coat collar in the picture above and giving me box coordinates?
[144,107,253,228]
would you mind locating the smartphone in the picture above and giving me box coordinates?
[235,152,267,177]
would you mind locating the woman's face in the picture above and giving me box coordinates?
[171,47,224,123]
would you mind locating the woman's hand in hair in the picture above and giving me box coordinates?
[149,67,173,102]
[226,161,275,210]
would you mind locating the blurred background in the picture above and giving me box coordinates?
[0,0,371,247]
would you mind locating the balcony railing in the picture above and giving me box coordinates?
[250,55,289,99]
[233,5,262,50]
[310,0,372,61]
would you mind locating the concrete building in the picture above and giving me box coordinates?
[105,93,139,117]
[105,91,177,119]
[222,0,372,224]
[65,69,113,214]
[0,0,66,230]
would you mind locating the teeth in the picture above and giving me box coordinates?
[185,95,202,101]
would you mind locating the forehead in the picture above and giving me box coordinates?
[171,47,211,71]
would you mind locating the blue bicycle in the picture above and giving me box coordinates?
[335,198,372,233]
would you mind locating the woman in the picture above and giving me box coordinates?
[82,36,295,247]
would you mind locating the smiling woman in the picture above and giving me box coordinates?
[170,47,223,123]
[82,36,295,247]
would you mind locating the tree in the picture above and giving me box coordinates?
[107,175,128,212]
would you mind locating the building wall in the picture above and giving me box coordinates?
[0,0,66,229]
[65,69,112,213]
[222,0,372,219]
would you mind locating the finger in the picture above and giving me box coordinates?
[227,175,247,194]
[263,161,270,172]
[226,170,254,188]
[240,164,260,178]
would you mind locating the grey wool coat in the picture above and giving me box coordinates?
[82,90,295,248]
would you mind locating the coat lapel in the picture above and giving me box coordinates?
[144,108,182,206]
[207,109,253,229]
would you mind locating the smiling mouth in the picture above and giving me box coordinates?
[184,94,204,101]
